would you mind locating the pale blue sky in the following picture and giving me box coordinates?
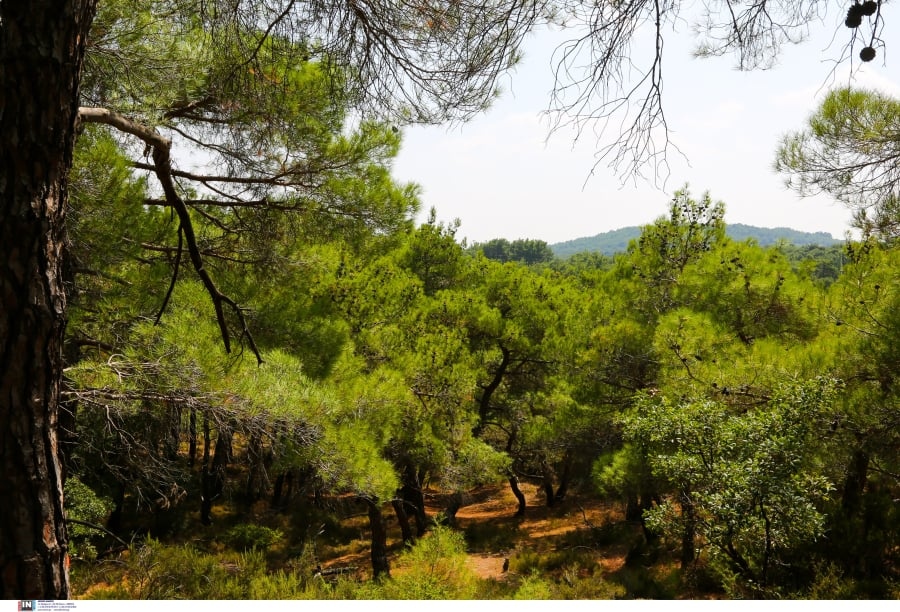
[392,12,900,245]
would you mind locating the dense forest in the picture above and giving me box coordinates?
[2,0,899,601]
[62,124,900,599]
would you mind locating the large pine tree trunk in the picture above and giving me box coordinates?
[0,0,97,599]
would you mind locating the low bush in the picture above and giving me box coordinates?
[362,526,479,599]
[222,523,284,551]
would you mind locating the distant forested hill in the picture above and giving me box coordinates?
[549,223,841,257]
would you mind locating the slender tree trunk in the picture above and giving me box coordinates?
[201,426,231,525]
[188,407,197,468]
[200,414,212,524]
[442,491,464,527]
[392,498,414,544]
[554,455,572,502]
[625,493,642,522]
[245,431,268,502]
[164,401,181,460]
[540,461,556,507]
[508,473,527,517]
[474,346,511,436]
[272,471,290,509]
[680,489,696,567]
[364,498,390,579]
[0,0,97,598]
[202,412,211,466]
[841,448,869,514]
[401,466,428,537]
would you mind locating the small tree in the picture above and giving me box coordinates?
[624,378,837,593]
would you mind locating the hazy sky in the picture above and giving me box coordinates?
[391,11,900,245]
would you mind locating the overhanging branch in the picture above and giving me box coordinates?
[78,106,263,364]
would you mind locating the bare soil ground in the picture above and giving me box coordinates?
[317,481,635,583]
[452,482,628,579]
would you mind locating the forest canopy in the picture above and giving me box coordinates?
[0,0,897,600]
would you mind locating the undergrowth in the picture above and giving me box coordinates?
[69,484,725,600]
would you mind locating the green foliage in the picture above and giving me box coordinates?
[775,243,846,286]
[439,438,510,491]
[463,520,522,553]
[474,238,556,265]
[222,524,284,551]
[510,547,592,574]
[64,478,115,560]
[81,539,329,599]
[507,551,627,599]
[511,573,556,599]
[363,526,479,599]
[803,563,864,599]
[678,241,819,345]
[593,444,652,502]
[624,378,839,592]
[625,186,726,313]
[63,89,900,600]
[777,87,900,237]
[397,210,467,295]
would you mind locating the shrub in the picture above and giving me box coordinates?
[64,477,114,560]
[372,526,479,599]
[512,573,555,599]
[222,523,284,551]
[78,539,312,599]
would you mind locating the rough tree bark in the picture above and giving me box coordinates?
[0,0,97,598]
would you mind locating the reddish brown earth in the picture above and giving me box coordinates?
[453,483,629,579]
[319,481,632,581]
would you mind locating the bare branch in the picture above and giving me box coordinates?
[548,0,679,183]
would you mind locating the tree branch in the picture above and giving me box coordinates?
[78,106,263,364]
[155,225,183,326]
